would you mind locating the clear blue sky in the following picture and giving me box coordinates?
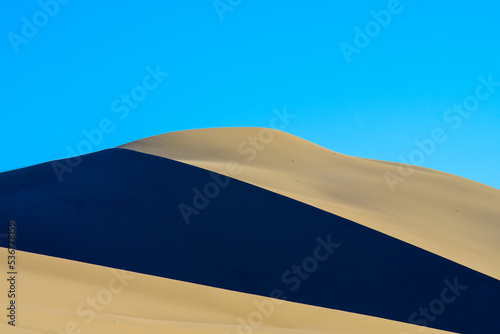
[1,1,499,189]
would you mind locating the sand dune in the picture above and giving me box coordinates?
[121,127,500,280]
[0,248,457,334]
[1,127,498,333]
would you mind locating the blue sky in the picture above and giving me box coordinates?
[1,0,499,189]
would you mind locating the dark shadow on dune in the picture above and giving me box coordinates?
[1,148,499,334]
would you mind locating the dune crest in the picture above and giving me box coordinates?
[0,249,457,334]
[120,127,500,280]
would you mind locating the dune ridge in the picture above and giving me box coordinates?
[0,248,457,334]
[120,127,500,280]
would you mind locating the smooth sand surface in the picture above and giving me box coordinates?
[121,127,500,280]
[0,248,456,334]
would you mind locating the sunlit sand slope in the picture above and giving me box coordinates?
[121,127,500,280]
[0,249,457,334]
